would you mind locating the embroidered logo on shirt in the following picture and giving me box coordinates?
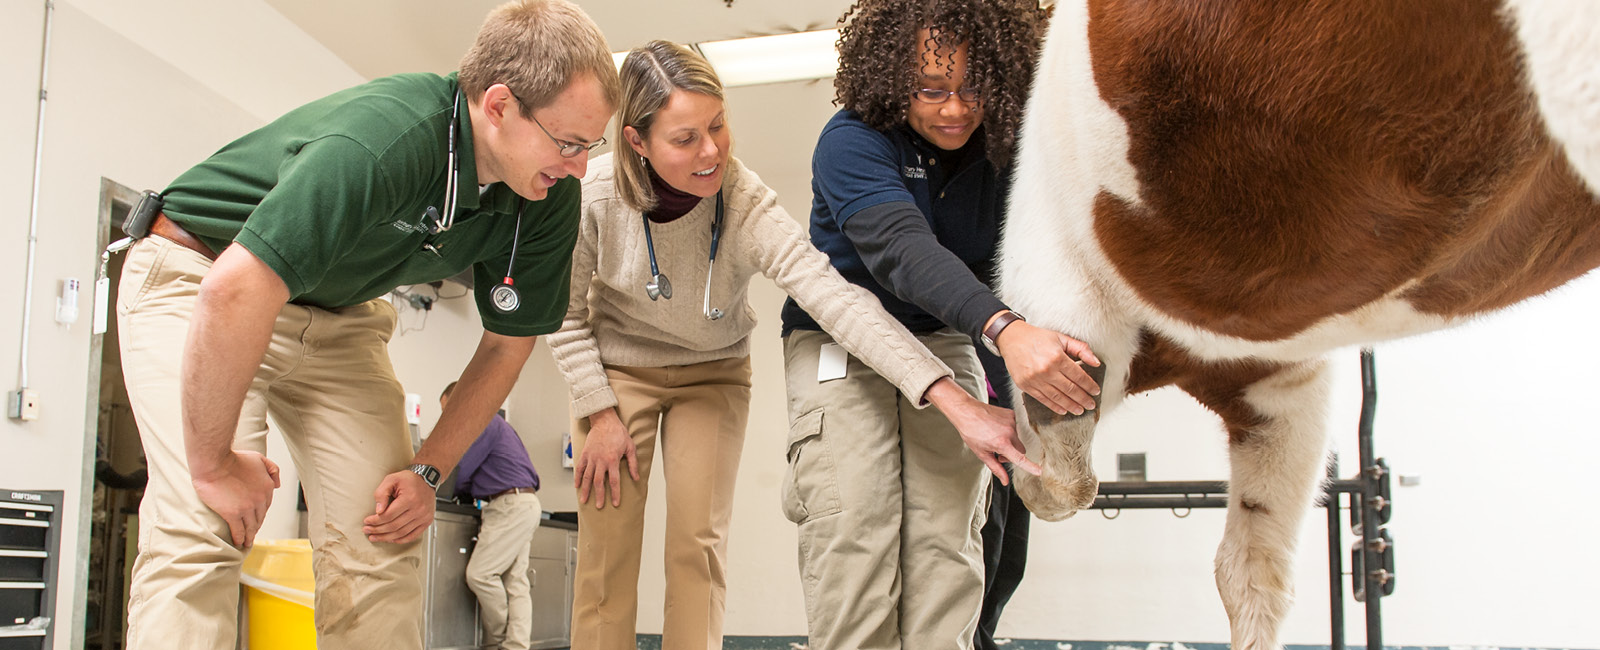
[902,165,928,180]
[391,218,428,234]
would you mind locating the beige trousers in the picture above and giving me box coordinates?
[569,357,752,650]
[117,237,424,650]
[782,328,991,650]
[468,492,542,650]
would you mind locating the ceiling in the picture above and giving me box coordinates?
[264,0,857,80]
[260,0,856,239]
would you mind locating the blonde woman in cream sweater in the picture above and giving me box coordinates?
[545,41,1035,650]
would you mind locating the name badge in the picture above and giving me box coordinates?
[817,343,848,383]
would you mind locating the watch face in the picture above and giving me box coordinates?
[411,464,441,488]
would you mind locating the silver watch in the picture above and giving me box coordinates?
[407,463,442,489]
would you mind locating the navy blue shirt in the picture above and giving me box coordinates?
[454,414,541,500]
[781,110,1008,336]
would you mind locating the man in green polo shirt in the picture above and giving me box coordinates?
[115,2,619,648]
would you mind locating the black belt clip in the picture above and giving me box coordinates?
[122,190,164,239]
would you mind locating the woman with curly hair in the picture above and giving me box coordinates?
[777,0,1099,647]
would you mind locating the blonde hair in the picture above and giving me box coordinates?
[614,40,725,212]
[458,0,621,116]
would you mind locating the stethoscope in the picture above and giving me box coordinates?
[642,190,725,320]
[420,88,524,314]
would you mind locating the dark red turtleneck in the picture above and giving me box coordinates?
[646,167,707,223]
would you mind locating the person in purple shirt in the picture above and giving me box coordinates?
[443,381,542,650]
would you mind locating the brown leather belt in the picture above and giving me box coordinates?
[489,486,536,500]
[150,213,218,261]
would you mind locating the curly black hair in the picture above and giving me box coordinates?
[834,0,1049,168]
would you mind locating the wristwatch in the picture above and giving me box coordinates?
[981,310,1026,356]
[407,463,442,490]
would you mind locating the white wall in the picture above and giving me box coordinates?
[0,2,362,647]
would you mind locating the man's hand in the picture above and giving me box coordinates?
[924,378,1041,485]
[191,450,281,549]
[995,319,1102,416]
[574,408,639,509]
[363,470,436,544]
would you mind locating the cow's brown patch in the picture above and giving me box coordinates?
[1084,0,1600,340]
[1126,330,1279,444]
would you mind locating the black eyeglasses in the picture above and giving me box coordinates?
[510,88,606,158]
[913,87,981,105]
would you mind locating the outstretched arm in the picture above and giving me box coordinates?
[844,202,1101,415]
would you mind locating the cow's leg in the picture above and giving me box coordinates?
[1192,359,1332,650]
[1007,315,1143,522]
[1011,365,1107,522]
[998,0,1145,522]
[1001,264,1143,521]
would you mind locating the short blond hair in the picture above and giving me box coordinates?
[614,40,725,212]
[458,0,621,115]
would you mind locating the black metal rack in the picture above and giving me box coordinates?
[1085,349,1393,650]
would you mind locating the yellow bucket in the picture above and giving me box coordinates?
[240,539,316,650]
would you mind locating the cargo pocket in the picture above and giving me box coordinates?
[780,408,842,524]
[971,477,994,534]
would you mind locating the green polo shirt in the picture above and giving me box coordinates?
[159,72,578,337]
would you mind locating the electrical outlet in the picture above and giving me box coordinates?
[7,389,39,421]
[19,389,38,421]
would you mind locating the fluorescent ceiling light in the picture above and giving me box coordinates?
[612,29,839,88]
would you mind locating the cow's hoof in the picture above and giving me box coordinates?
[1015,471,1099,522]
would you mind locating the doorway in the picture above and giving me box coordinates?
[78,178,143,650]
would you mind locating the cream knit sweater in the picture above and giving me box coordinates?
[547,153,953,419]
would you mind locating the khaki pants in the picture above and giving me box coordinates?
[782,329,990,650]
[570,357,752,650]
[468,492,542,650]
[117,237,424,650]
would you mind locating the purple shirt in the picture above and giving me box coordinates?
[454,414,541,500]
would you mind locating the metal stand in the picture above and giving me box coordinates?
[1086,349,1394,650]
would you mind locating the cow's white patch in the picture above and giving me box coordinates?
[1002,0,1147,406]
[1504,0,1600,198]
[1144,289,1460,364]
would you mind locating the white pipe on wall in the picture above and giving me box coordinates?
[14,0,53,399]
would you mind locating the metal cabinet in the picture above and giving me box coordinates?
[422,507,576,650]
[0,490,62,650]
[424,508,481,650]
[527,522,576,649]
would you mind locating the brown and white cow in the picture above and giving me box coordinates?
[1002,1,1600,648]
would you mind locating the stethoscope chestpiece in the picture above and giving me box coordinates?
[640,190,722,319]
[645,273,672,301]
[491,281,520,313]
[490,199,528,314]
